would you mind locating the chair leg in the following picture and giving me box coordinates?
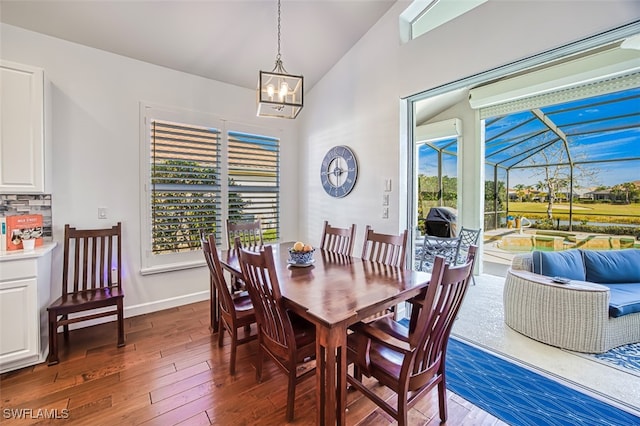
[255,346,263,383]
[438,377,448,422]
[47,311,59,366]
[353,365,362,381]
[398,395,408,426]
[218,320,225,347]
[117,299,125,347]
[286,369,296,421]
[62,315,69,342]
[471,274,477,286]
[229,328,238,375]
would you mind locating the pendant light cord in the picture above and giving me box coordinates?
[276,0,281,62]
[273,0,287,73]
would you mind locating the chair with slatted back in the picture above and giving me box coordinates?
[47,223,124,366]
[360,226,409,319]
[346,246,477,426]
[361,226,408,268]
[320,220,356,256]
[200,232,257,375]
[237,244,316,422]
[226,219,263,249]
[226,219,263,291]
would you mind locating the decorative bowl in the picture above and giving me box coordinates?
[288,248,315,264]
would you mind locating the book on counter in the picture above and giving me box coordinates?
[3,214,44,251]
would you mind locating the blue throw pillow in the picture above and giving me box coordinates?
[582,249,640,284]
[532,250,585,281]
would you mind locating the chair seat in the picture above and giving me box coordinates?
[48,287,124,313]
[231,292,254,315]
[289,312,316,359]
[347,317,408,381]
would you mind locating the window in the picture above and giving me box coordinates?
[150,120,221,254]
[227,131,280,242]
[399,0,487,42]
[140,104,280,274]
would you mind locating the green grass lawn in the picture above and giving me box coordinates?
[507,202,640,225]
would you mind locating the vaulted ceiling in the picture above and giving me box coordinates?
[0,0,402,92]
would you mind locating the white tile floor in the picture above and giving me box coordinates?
[452,273,640,415]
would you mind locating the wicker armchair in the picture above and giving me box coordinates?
[504,252,640,353]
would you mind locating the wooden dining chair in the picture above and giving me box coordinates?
[47,223,124,366]
[200,233,257,375]
[346,246,477,426]
[237,244,316,422]
[226,219,263,291]
[226,219,263,249]
[320,220,356,256]
[360,225,408,268]
[360,226,409,319]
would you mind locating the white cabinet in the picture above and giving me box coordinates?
[0,243,55,372]
[0,60,48,193]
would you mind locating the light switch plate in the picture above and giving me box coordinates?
[98,207,107,219]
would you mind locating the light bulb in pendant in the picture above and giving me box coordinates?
[266,84,275,99]
[279,82,289,100]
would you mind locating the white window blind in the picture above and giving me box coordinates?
[227,131,280,243]
[150,120,221,254]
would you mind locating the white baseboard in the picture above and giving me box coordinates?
[125,291,210,318]
[63,291,210,330]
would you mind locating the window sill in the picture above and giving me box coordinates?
[141,259,206,276]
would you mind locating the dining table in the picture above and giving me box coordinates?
[218,241,432,425]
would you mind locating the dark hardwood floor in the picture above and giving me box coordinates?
[1,301,507,425]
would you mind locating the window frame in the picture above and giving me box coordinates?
[139,104,281,275]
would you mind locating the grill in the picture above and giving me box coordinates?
[424,207,457,237]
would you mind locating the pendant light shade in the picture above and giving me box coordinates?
[257,0,303,119]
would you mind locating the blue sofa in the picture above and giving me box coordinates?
[504,249,640,353]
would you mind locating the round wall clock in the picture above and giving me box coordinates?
[320,145,358,198]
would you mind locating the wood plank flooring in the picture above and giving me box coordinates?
[1,301,508,425]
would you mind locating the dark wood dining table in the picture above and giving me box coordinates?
[217,241,432,425]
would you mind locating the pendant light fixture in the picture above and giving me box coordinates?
[257,0,303,119]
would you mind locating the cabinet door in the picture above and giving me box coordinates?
[0,61,45,193]
[0,278,38,365]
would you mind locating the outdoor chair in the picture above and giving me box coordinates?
[457,227,481,285]
[346,246,477,426]
[418,235,461,272]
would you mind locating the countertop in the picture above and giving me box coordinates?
[0,242,57,261]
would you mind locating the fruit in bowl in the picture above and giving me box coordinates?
[289,241,315,264]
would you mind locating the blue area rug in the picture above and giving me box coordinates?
[445,337,640,426]
[593,342,640,374]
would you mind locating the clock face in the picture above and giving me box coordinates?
[320,145,358,198]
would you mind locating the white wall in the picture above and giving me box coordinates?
[1,0,637,319]
[0,23,299,317]
[299,0,639,251]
